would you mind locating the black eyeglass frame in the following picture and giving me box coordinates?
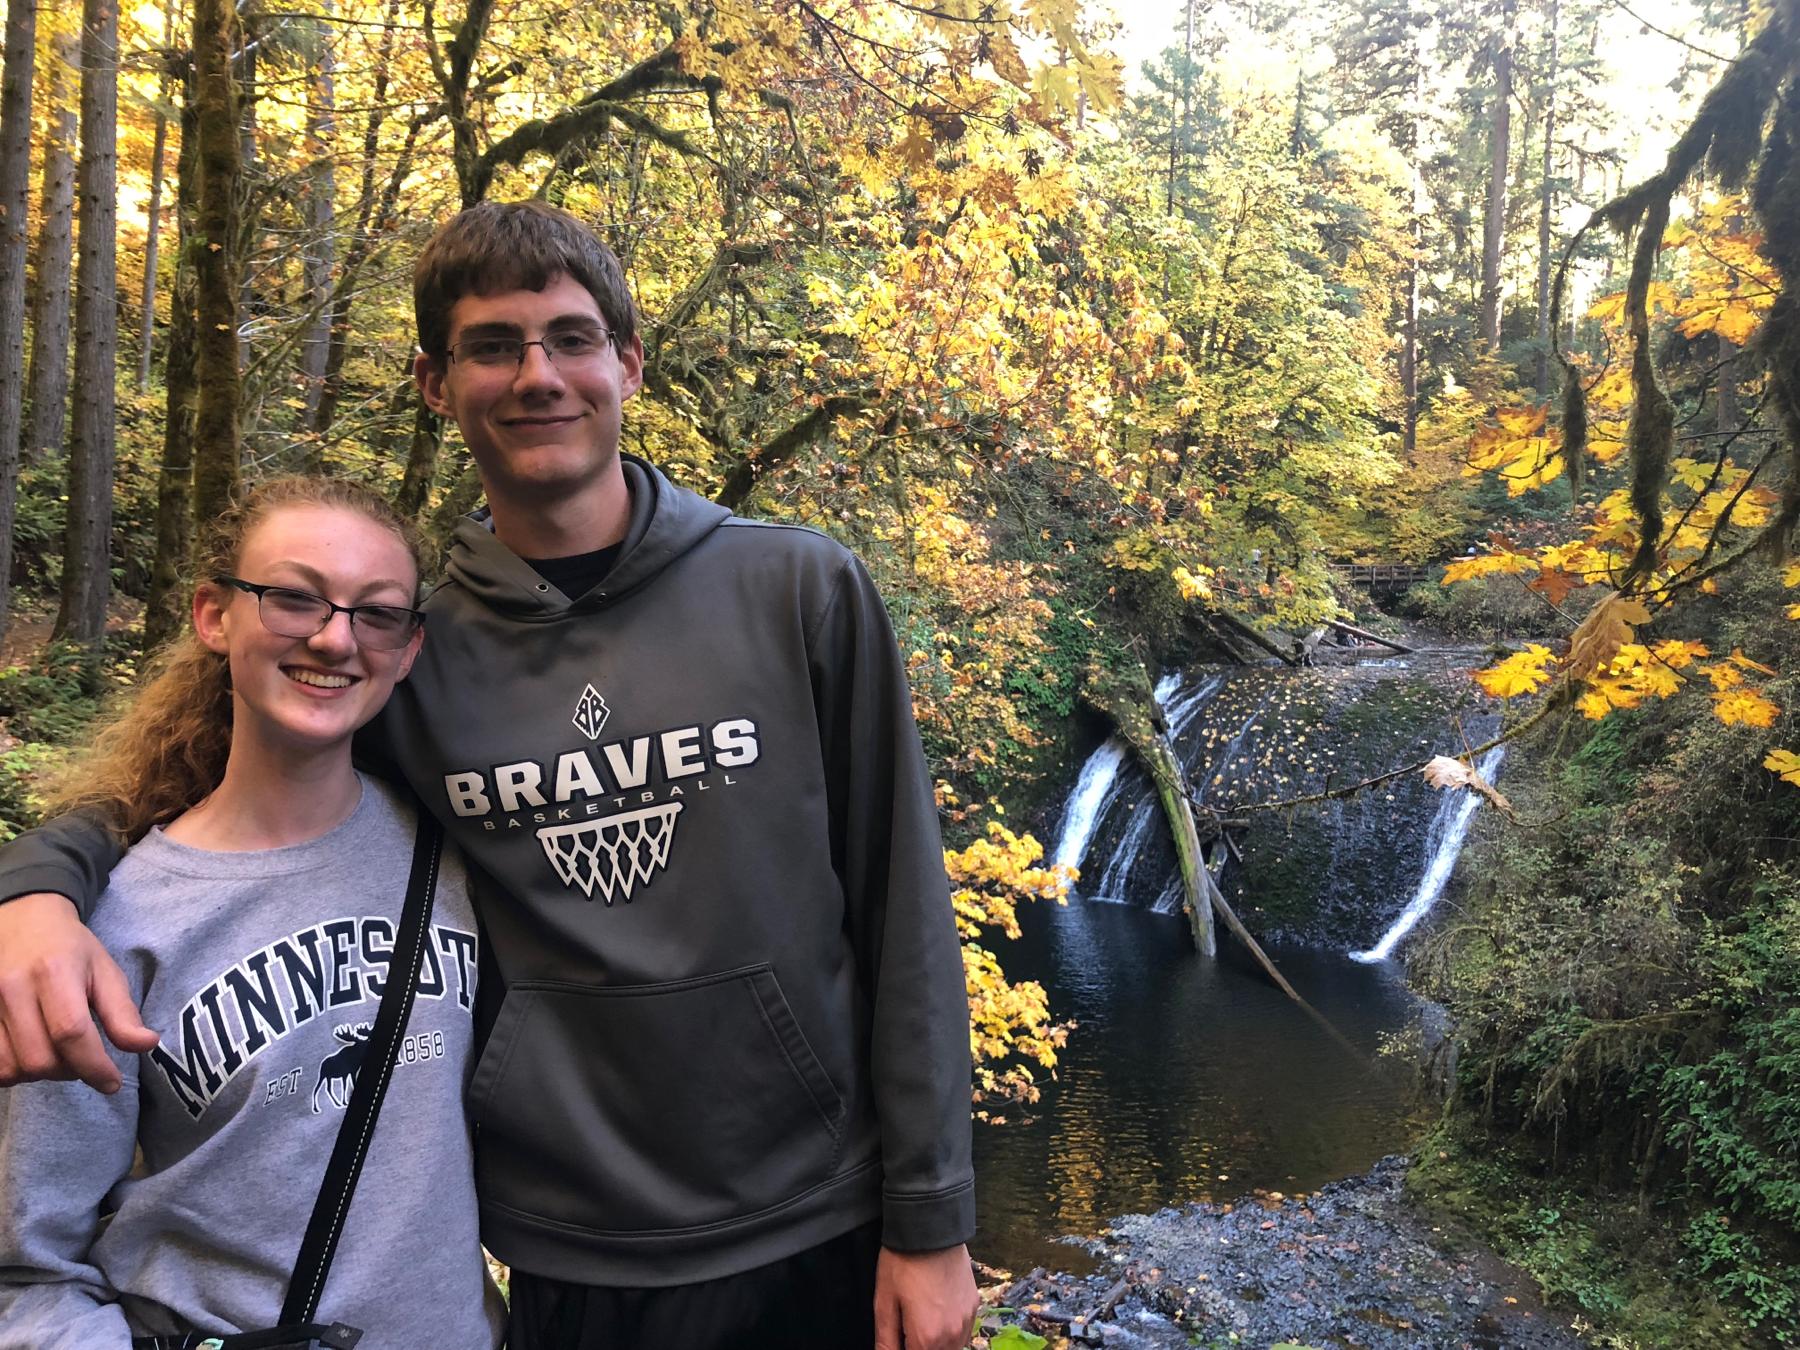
[445,329,617,370]
[212,575,426,650]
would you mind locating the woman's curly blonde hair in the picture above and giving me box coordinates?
[44,477,424,842]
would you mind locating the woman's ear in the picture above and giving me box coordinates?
[396,623,425,681]
[193,582,232,655]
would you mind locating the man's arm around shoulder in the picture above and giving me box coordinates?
[0,815,157,1092]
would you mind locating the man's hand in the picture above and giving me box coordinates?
[874,1242,979,1350]
[0,893,157,1092]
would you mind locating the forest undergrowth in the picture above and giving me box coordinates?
[1409,568,1800,1347]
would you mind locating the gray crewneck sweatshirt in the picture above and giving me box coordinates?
[0,776,504,1349]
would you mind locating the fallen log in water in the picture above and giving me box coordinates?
[1083,660,1217,957]
[1324,617,1416,654]
[1209,608,1302,667]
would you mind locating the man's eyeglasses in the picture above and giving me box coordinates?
[214,577,425,650]
[447,329,613,370]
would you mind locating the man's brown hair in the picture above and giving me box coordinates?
[413,200,638,360]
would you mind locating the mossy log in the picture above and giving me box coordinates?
[1208,608,1301,667]
[1083,660,1216,956]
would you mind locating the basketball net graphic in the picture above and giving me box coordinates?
[538,803,684,904]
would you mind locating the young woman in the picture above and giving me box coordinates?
[0,478,504,1349]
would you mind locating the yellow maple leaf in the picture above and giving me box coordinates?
[1651,639,1710,669]
[1782,562,1800,588]
[1729,648,1778,676]
[1786,603,1800,620]
[1171,566,1210,601]
[1474,644,1557,699]
[1714,688,1779,728]
[1701,662,1744,691]
[985,30,1032,88]
[1442,551,1538,583]
[1075,50,1124,114]
[1576,686,1615,719]
[1670,458,1713,492]
[1764,749,1800,787]
[1583,676,1646,716]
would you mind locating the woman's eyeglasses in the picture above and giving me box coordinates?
[213,577,425,650]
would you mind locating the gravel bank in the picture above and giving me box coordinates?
[981,1156,1587,1349]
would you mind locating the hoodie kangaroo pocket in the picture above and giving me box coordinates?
[469,964,847,1234]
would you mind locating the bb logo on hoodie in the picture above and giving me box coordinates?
[440,693,762,905]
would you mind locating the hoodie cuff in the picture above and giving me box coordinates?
[882,1182,976,1252]
[1,865,94,913]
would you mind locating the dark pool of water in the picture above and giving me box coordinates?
[970,897,1432,1274]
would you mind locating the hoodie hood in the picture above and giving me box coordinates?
[441,455,731,618]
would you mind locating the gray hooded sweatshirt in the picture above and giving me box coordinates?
[0,777,504,1349]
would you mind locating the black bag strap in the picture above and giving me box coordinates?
[281,811,444,1326]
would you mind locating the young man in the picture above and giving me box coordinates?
[0,201,980,1350]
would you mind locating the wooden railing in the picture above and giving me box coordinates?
[1330,562,1432,589]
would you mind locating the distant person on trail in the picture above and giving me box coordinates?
[0,201,981,1350]
[0,477,506,1348]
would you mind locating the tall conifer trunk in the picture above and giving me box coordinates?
[144,84,201,650]
[1480,0,1515,351]
[0,0,37,639]
[137,4,177,391]
[298,6,336,453]
[1534,0,1559,396]
[1401,41,1424,457]
[54,0,118,645]
[25,27,77,464]
[192,0,242,524]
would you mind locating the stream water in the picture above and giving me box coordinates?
[969,653,1498,1275]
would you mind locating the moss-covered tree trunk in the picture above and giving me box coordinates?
[24,27,77,466]
[1084,662,1216,956]
[53,0,117,646]
[1143,731,1217,957]
[0,0,37,642]
[191,0,240,523]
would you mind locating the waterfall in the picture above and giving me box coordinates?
[1350,747,1506,963]
[1052,739,1130,874]
[1164,673,1224,737]
[1090,675,1232,899]
[1050,673,1222,888]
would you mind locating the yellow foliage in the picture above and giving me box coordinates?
[1764,749,1800,787]
[1442,551,1538,583]
[1714,688,1780,728]
[1172,566,1212,601]
[945,819,1071,1110]
[1465,405,1563,496]
[1730,648,1778,676]
[1650,639,1710,669]
[1474,644,1558,699]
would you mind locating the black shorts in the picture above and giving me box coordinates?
[505,1219,882,1350]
